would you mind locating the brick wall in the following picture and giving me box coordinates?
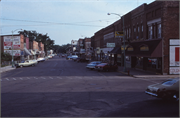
[162,1,179,74]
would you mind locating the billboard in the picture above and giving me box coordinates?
[4,36,21,50]
[169,39,180,74]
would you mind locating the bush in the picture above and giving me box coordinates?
[1,52,12,61]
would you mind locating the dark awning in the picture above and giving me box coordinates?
[109,47,121,54]
[125,39,162,57]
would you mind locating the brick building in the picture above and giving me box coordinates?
[91,1,179,74]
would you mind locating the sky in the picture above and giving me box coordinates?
[0,0,155,45]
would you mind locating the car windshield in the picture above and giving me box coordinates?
[162,79,178,86]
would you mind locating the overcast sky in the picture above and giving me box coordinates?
[0,0,155,45]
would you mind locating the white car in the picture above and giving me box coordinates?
[15,60,38,68]
[37,57,45,62]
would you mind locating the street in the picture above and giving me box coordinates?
[1,56,179,117]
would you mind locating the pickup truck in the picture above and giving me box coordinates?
[15,60,38,68]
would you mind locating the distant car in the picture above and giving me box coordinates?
[145,77,179,101]
[86,61,102,70]
[62,54,65,57]
[15,60,37,68]
[95,63,118,72]
[37,57,45,62]
[66,55,78,60]
[48,55,52,58]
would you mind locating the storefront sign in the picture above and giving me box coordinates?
[115,31,123,38]
[140,46,149,51]
[127,46,134,51]
[107,43,115,48]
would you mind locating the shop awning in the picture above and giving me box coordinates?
[30,50,36,55]
[24,47,32,56]
[109,47,121,54]
[125,39,162,57]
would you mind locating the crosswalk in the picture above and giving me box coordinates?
[1,76,132,82]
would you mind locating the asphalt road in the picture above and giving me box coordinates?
[1,56,179,117]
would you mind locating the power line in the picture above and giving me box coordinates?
[0,17,119,27]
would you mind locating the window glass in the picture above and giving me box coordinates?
[162,79,178,86]
[158,24,161,38]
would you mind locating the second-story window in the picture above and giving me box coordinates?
[142,25,143,32]
[129,28,131,38]
[148,25,152,39]
[158,24,161,38]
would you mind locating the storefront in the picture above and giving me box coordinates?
[125,39,162,73]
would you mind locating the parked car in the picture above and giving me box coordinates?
[48,55,52,58]
[95,63,118,72]
[86,61,102,70]
[45,56,49,60]
[15,60,38,68]
[37,57,45,62]
[145,77,179,101]
[77,57,89,62]
[61,54,65,57]
[66,55,78,60]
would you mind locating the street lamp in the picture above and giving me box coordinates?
[107,13,126,72]
[11,28,23,68]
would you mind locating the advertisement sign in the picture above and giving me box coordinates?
[4,36,20,50]
[169,67,180,75]
[169,39,180,74]
[4,50,21,56]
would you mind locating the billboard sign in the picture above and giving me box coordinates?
[4,36,20,50]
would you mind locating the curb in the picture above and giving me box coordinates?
[118,71,134,77]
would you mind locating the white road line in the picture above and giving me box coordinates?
[49,77,53,79]
[57,77,62,79]
[41,77,46,79]
[6,78,9,81]
[1,79,2,81]
[27,77,30,79]
[13,78,16,80]
[34,77,38,79]
[20,78,23,80]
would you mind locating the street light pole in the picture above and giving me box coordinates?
[11,29,22,68]
[107,13,126,72]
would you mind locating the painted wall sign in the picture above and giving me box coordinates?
[140,46,149,51]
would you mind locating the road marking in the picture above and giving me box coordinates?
[34,77,38,79]
[20,78,23,80]
[6,78,9,81]
[1,79,2,81]
[57,77,62,79]
[49,77,53,79]
[13,78,16,80]
[27,77,30,79]
[41,77,46,79]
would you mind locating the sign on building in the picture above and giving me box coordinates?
[4,50,21,56]
[115,31,124,38]
[169,39,180,74]
[107,43,115,48]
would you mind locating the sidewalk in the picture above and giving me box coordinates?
[0,66,16,73]
[118,66,179,78]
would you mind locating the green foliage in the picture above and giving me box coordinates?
[1,52,12,61]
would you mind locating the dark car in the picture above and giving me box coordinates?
[145,77,179,101]
[95,63,118,72]
[77,57,89,62]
